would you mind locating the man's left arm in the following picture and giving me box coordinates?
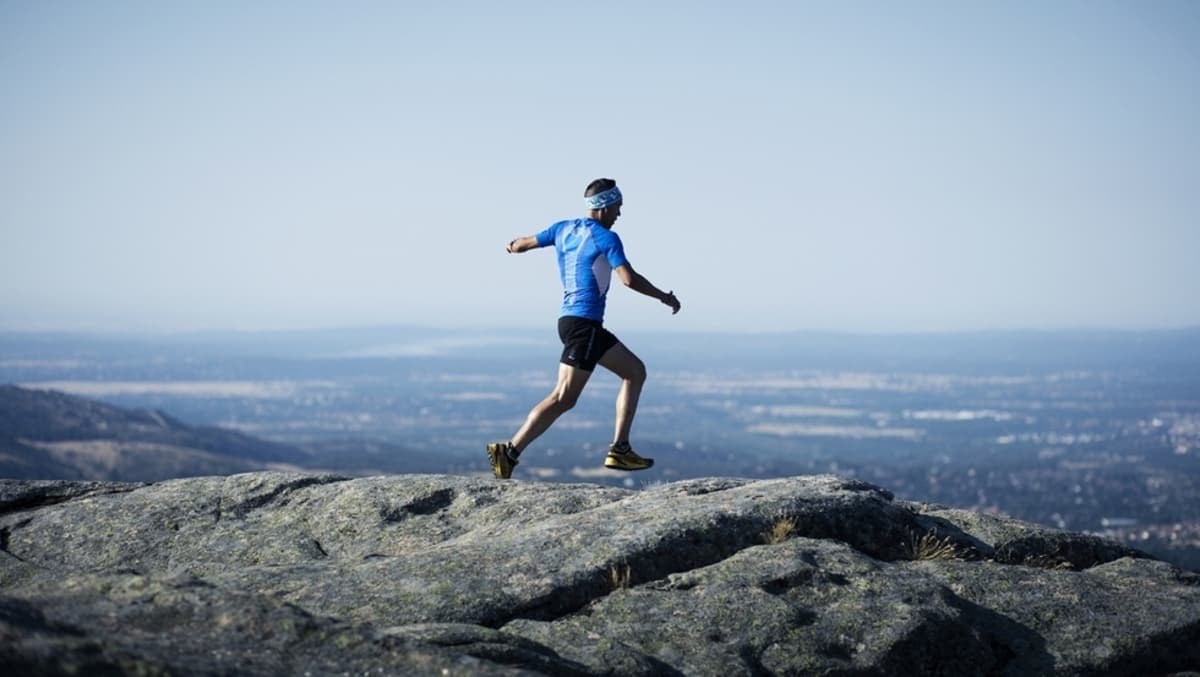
[615,264,681,314]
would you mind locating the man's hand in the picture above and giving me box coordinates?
[506,236,537,254]
[615,264,680,314]
[663,290,681,314]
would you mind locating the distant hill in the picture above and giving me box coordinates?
[0,384,311,481]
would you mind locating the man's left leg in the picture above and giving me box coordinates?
[488,362,592,479]
[598,342,653,470]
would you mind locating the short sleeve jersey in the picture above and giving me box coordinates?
[535,218,630,322]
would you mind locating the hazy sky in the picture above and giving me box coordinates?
[2,1,1198,333]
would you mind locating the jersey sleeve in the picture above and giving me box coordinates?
[535,221,565,248]
[601,230,630,268]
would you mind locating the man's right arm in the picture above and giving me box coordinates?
[505,236,540,253]
[508,222,559,253]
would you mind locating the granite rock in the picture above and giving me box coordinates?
[1,472,1196,675]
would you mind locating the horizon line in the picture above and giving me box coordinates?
[2,323,1199,339]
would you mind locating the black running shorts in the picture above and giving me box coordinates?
[558,316,619,372]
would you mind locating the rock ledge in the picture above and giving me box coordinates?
[1,472,1197,676]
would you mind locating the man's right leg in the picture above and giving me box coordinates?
[512,362,592,452]
[488,362,591,479]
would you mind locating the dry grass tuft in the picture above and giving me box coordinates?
[609,562,632,590]
[1020,555,1078,571]
[762,516,797,545]
[907,531,963,561]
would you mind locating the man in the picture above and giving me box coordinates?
[487,178,681,479]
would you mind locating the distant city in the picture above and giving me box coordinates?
[2,326,1198,569]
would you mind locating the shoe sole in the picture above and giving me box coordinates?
[604,457,654,471]
[486,443,515,479]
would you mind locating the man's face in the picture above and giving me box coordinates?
[604,202,622,228]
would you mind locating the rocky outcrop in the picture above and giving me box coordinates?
[1,472,1196,675]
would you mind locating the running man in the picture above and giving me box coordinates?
[487,178,681,479]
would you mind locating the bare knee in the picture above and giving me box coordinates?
[628,358,647,386]
[545,388,580,413]
[558,390,581,410]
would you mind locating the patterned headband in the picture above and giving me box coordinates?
[584,186,623,210]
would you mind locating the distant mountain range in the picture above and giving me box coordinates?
[0,384,456,481]
[0,382,833,487]
[0,384,313,481]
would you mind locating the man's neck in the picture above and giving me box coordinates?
[586,211,612,229]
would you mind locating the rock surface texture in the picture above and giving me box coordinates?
[1,472,1197,676]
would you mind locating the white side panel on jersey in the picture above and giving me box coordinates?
[592,256,612,295]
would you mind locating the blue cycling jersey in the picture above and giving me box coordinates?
[535,218,630,322]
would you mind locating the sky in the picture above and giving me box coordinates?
[2,1,1198,334]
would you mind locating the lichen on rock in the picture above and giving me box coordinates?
[1,472,1196,675]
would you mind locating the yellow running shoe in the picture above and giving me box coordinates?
[604,442,654,471]
[486,442,518,479]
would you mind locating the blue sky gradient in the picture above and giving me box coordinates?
[2,2,1197,332]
